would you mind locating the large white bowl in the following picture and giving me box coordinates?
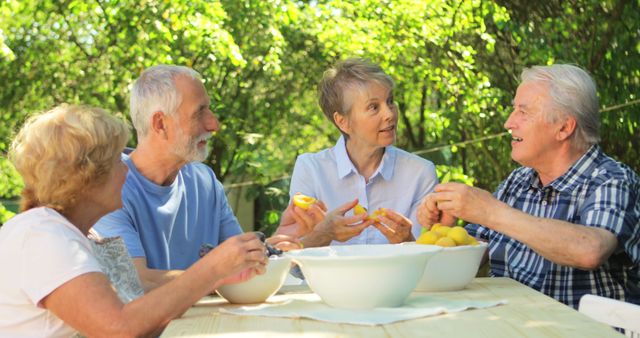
[286,244,441,309]
[412,242,488,292]
[216,255,292,304]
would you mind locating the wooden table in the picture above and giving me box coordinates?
[161,277,622,337]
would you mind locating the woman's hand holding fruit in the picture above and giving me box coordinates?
[276,193,327,238]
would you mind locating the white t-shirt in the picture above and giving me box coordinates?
[0,207,102,338]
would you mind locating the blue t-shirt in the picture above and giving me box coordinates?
[93,154,242,270]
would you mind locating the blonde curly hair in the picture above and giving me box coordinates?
[9,104,129,214]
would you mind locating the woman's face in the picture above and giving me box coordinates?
[335,81,397,151]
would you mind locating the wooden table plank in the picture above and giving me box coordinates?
[161,277,622,337]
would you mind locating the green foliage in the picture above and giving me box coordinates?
[0,203,14,225]
[436,164,475,186]
[0,157,22,199]
[0,156,22,225]
[0,0,637,233]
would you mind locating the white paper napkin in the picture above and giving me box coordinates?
[220,294,507,326]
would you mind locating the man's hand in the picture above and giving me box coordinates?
[301,199,374,247]
[430,182,497,225]
[275,198,327,238]
[417,193,457,229]
[206,232,267,287]
[371,208,414,244]
[266,234,303,251]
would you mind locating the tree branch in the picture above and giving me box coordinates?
[589,0,627,71]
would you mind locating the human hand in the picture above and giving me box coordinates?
[417,193,457,229]
[431,182,496,225]
[275,197,327,238]
[266,234,303,252]
[218,266,266,285]
[371,208,414,243]
[206,232,267,286]
[305,199,374,245]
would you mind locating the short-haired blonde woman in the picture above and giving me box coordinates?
[0,104,267,337]
[276,58,438,247]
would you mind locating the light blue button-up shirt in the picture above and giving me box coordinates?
[289,136,438,245]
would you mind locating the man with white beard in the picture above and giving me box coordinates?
[94,65,298,291]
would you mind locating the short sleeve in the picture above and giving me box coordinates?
[580,178,633,234]
[215,177,243,242]
[20,226,102,306]
[580,178,640,264]
[93,208,146,258]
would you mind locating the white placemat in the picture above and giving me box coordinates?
[220,294,507,325]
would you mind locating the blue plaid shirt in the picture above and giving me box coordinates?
[467,145,640,308]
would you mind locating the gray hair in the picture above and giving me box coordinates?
[318,58,394,132]
[130,65,201,138]
[521,64,600,150]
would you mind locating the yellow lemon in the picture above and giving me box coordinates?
[468,236,479,246]
[434,226,451,237]
[292,194,316,210]
[369,208,386,221]
[354,204,368,216]
[435,236,456,247]
[416,231,439,245]
[431,223,443,231]
[447,226,470,245]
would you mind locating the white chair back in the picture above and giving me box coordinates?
[578,294,640,337]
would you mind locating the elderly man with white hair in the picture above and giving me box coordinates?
[94,65,299,291]
[417,64,640,308]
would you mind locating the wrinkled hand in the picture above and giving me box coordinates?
[266,234,303,251]
[417,193,457,229]
[275,198,327,238]
[307,199,374,244]
[372,208,414,244]
[206,232,267,286]
[218,266,265,285]
[431,182,496,225]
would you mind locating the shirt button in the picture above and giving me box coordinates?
[542,201,547,206]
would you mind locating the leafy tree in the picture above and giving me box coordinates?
[1,0,637,231]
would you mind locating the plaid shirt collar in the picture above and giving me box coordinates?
[525,145,601,193]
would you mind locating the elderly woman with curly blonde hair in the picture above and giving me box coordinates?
[0,104,268,337]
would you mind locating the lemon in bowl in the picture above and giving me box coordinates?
[412,226,487,292]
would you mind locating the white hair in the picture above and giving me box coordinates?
[130,65,201,138]
[521,64,600,151]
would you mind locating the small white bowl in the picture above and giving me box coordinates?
[412,242,488,292]
[286,244,441,309]
[216,255,292,304]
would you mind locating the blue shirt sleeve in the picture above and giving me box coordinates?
[580,177,640,265]
[214,177,243,242]
[93,207,146,258]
